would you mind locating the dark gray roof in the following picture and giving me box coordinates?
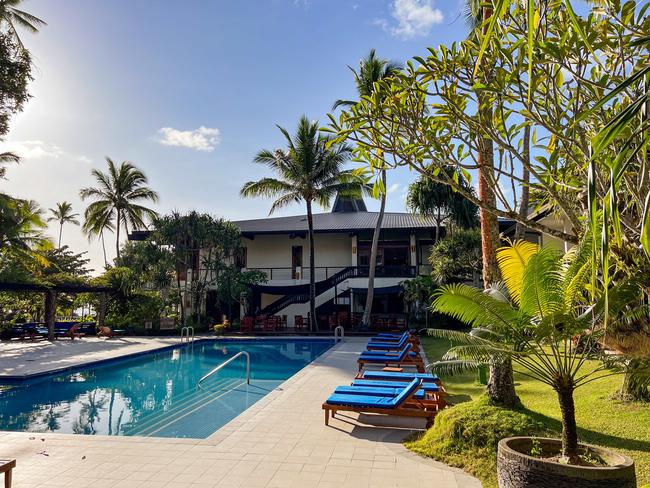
[234,211,437,235]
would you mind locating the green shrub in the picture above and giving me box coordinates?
[405,397,546,488]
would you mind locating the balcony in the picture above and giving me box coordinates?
[247,265,416,282]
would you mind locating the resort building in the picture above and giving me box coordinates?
[131,195,556,330]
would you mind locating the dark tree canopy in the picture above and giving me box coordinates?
[0,32,31,139]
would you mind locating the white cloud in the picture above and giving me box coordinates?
[157,126,221,152]
[1,140,64,160]
[388,183,401,194]
[381,0,444,39]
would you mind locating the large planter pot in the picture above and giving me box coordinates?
[497,437,636,488]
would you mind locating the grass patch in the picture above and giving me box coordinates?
[406,336,650,487]
[405,397,546,486]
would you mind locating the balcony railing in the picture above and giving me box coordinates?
[247,265,416,281]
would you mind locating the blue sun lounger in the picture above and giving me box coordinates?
[335,385,428,399]
[358,344,425,372]
[322,378,438,426]
[360,370,441,384]
[366,333,410,350]
[351,379,441,392]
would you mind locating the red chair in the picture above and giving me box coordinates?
[255,315,267,330]
[328,315,337,331]
[295,315,304,331]
[241,316,254,333]
[265,316,279,332]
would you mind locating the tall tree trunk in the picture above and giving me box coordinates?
[306,200,317,332]
[45,290,56,341]
[515,125,531,240]
[362,170,387,328]
[557,384,579,461]
[101,231,108,267]
[478,4,517,408]
[58,223,63,248]
[115,208,121,264]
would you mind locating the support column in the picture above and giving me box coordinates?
[351,234,358,267]
[409,233,417,269]
[45,290,56,341]
[98,292,107,330]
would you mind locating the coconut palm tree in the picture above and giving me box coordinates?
[0,151,18,179]
[0,0,47,49]
[241,116,365,331]
[47,201,79,248]
[407,167,479,241]
[80,158,158,264]
[333,49,403,329]
[426,239,644,461]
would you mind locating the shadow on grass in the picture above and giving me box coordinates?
[518,406,650,454]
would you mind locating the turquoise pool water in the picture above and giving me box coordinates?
[0,339,334,438]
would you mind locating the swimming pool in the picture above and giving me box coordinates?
[0,338,334,438]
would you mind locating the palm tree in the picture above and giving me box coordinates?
[241,116,364,331]
[47,201,79,248]
[80,158,159,264]
[0,0,46,49]
[406,167,479,241]
[461,0,518,407]
[426,239,644,461]
[333,49,403,329]
[0,151,19,179]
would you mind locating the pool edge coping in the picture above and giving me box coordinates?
[0,336,338,381]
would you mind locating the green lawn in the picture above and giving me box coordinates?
[407,336,650,487]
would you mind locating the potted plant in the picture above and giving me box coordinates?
[426,240,639,487]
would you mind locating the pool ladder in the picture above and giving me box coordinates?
[197,350,250,391]
[334,325,344,342]
[180,326,194,343]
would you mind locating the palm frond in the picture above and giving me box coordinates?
[432,284,522,333]
[496,240,539,305]
[430,359,481,377]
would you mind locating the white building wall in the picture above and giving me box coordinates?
[244,233,352,284]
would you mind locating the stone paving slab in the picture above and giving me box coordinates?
[0,337,482,487]
[0,336,187,378]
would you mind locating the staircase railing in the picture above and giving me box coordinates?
[259,265,415,315]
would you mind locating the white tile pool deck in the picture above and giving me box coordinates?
[0,337,481,488]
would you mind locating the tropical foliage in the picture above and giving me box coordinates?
[241,116,364,331]
[47,201,79,248]
[428,228,482,286]
[80,158,159,264]
[151,211,265,326]
[427,240,644,461]
[406,168,479,240]
[332,50,403,329]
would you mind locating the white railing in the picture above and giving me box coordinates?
[198,351,251,390]
[334,325,345,342]
[180,326,194,343]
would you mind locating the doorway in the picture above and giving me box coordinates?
[291,245,303,279]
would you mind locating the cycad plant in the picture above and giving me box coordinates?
[426,240,640,461]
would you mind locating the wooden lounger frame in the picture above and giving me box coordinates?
[357,356,426,373]
[322,391,440,428]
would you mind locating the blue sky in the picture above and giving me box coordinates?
[3,0,470,271]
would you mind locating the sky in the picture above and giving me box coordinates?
[2,0,470,273]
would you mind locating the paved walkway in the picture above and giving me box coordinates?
[0,337,481,487]
[0,336,184,378]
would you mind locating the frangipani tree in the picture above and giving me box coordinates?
[426,240,642,461]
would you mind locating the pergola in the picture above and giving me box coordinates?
[0,282,114,340]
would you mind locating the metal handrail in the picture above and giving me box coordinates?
[198,351,250,389]
[334,325,344,342]
[180,326,194,343]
